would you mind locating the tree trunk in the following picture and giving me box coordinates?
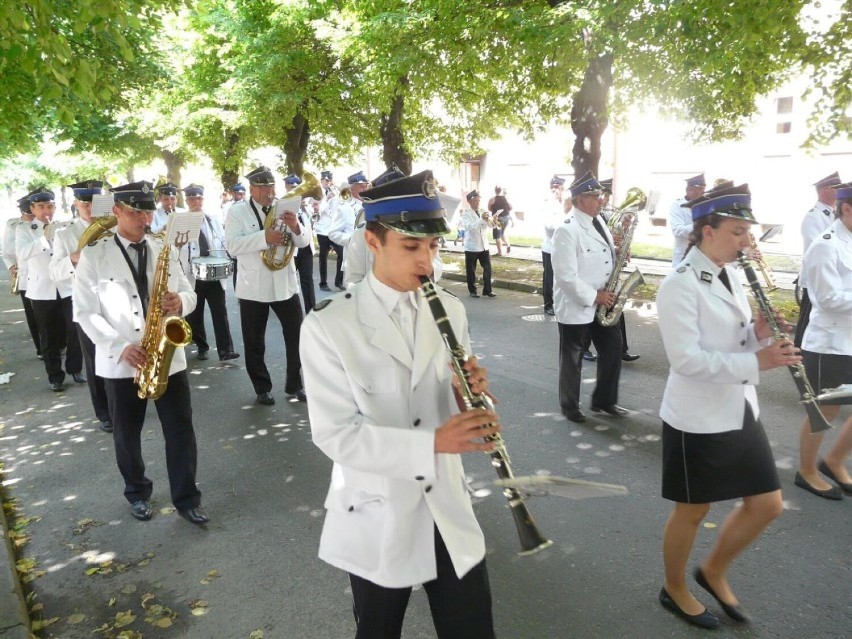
[380,76,412,175]
[162,149,185,207]
[220,131,242,190]
[282,112,310,176]
[570,53,613,179]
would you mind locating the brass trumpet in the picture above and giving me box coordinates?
[261,173,323,270]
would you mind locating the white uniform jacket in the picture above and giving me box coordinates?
[551,211,615,324]
[801,220,852,355]
[151,206,186,234]
[49,218,88,288]
[73,235,197,379]
[300,277,485,588]
[669,197,692,265]
[541,196,563,254]
[799,202,834,289]
[224,199,309,303]
[344,223,444,287]
[3,219,31,288]
[327,198,362,248]
[313,197,337,236]
[177,213,229,291]
[461,209,490,252]
[657,247,763,434]
[16,221,72,300]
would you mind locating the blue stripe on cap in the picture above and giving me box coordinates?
[690,194,751,220]
[836,185,852,199]
[364,195,443,221]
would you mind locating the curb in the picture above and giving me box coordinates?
[441,271,539,294]
[0,490,31,638]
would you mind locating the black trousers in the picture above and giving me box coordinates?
[186,280,235,357]
[103,372,200,510]
[239,296,303,395]
[76,324,110,423]
[558,320,622,412]
[18,290,41,355]
[317,234,343,288]
[349,528,495,639]
[30,294,81,384]
[295,247,316,313]
[464,250,492,295]
[542,251,553,310]
[618,314,629,352]
[794,288,812,348]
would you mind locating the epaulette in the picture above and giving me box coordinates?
[822,233,832,240]
[314,299,332,311]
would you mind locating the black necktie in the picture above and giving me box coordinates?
[717,267,733,294]
[130,241,149,315]
[262,206,270,215]
[592,216,611,247]
[198,223,210,256]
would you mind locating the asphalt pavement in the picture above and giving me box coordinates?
[0,257,848,639]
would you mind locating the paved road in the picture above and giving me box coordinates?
[0,267,848,639]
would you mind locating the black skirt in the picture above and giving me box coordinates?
[662,402,780,504]
[803,351,852,406]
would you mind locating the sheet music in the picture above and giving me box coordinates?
[437,192,461,219]
[164,211,204,247]
[274,195,303,218]
[91,193,114,218]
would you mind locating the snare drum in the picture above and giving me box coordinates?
[191,256,233,281]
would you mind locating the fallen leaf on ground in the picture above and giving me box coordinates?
[114,610,136,627]
[249,630,265,639]
[67,612,86,624]
[31,617,60,630]
[121,584,138,594]
[160,506,175,515]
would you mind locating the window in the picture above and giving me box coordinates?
[776,96,793,114]
[776,122,792,134]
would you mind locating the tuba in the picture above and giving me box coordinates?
[595,188,646,327]
[76,216,117,251]
[261,173,323,270]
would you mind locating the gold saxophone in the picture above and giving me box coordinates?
[134,242,192,400]
[595,188,646,327]
[10,265,19,295]
[261,173,323,270]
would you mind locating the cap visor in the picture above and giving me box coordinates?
[716,209,758,224]
[379,217,450,237]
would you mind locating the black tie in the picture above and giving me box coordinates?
[130,241,149,315]
[262,206,270,215]
[592,216,611,247]
[198,224,210,257]
[718,267,733,294]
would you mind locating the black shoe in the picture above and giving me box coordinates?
[50,381,64,392]
[37,353,44,360]
[469,292,480,298]
[818,459,852,495]
[72,372,87,383]
[287,389,307,402]
[319,284,331,292]
[590,404,629,418]
[506,245,511,254]
[794,471,843,500]
[336,285,347,291]
[544,307,555,316]
[196,350,209,361]
[100,420,113,433]
[694,567,750,623]
[564,409,587,423]
[622,352,641,362]
[483,292,497,298]
[219,352,241,361]
[256,392,275,406]
[130,499,152,521]
[659,587,720,630]
[582,350,597,362]
[178,506,209,525]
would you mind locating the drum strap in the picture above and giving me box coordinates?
[198,220,210,256]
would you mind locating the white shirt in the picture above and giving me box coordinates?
[314,197,337,236]
[799,201,834,289]
[461,209,490,252]
[541,195,564,254]
[669,197,692,265]
[151,205,186,233]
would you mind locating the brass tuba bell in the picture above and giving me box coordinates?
[261,172,323,271]
[76,215,118,252]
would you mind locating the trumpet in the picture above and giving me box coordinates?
[261,173,323,270]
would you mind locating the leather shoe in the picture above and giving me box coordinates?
[591,404,629,418]
[469,292,480,298]
[582,350,597,362]
[37,353,44,360]
[49,381,64,392]
[694,567,749,623]
[483,292,497,298]
[178,506,209,525]
[544,307,555,316]
[336,285,347,291]
[196,350,209,361]
[256,392,275,406]
[659,587,720,630]
[100,420,113,433]
[219,352,241,361]
[319,284,331,291]
[818,459,852,495]
[130,500,152,521]
[794,471,842,500]
[565,408,587,423]
[287,389,307,402]
[72,372,87,383]
[622,352,640,362]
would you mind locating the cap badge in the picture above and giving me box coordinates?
[423,177,437,198]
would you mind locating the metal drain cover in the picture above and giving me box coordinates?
[521,314,556,322]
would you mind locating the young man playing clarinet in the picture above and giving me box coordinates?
[300,171,499,639]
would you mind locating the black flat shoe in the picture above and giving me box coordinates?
[544,307,555,316]
[100,420,113,433]
[590,404,629,418]
[319,284,331,291]
[287,389,307,402]
[659,587,720,630]
[72,372,87,383]
[256,392,275,406]
[178,507,209,525]
[794,471,843,500]
[196,350,209,361]
[694,567,750,623]
[50,382,64,392]
[219,352,241,361]
[622,353,640,362]
[564,409,587,423]
[336,285,347,291]
[130,499,152,521]
[483,292,497,298]
[818,459,852,495]
[582,350,597,362]
[469,292,480,298]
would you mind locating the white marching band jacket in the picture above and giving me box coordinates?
[461,209,490,252]
[224,199,309,303]
[300,278,485,588]
[656,247,764,434]
[73,235,197,380]
[798,202,834,290]
[669,197,692,266]
[3,219,28,286]
[49,218,88,287]
[15,220,73,300]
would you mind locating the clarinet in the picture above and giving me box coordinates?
[419,276,553,555]
[737,254,833,433]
